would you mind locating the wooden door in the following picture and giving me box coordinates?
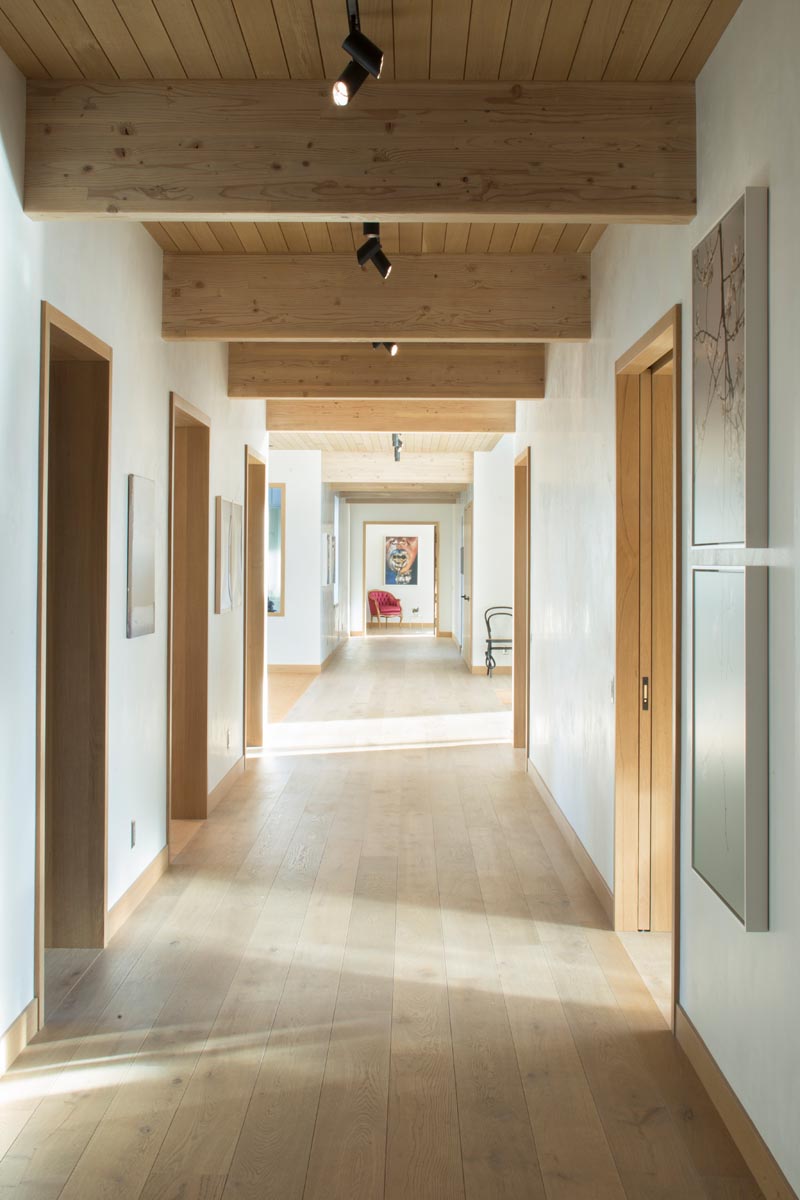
[616,359,676,932]
[245,450,266,748]
[433,524,439,634]
[169,395,210,822]
[462,503,473,668]
[44,337,110,950]
[513,449,531,751]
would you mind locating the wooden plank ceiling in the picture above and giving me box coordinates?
[270,432,502,453]
[3,0,740,254]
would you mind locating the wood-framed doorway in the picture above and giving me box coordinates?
[244,446,267,749]
[35,303,112,1028]
[361,520,440,634]
[168,393,210,838]
[513,449,531,753]
[614,305,682,1029]
[461,503,473,667]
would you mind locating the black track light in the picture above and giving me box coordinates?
[332,0,383,106]
[372,341,398,356]
[333,60,369,107]
[342,29,384,78]
[357,224,392,279]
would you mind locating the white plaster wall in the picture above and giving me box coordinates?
[516,1,800,1185]
[471,438,514,668]
[348,503,455,634]
[267,449,322,666]
[0,47,266,1036]
[363,525,436,623]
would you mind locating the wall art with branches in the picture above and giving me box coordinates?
[692,188,769,547]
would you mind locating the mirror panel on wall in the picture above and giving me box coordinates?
[268,483,285,616]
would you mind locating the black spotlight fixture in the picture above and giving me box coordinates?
[333,0,384,107]
[372,341,399,356]
[392,433,403,463]
[357,221,392,280]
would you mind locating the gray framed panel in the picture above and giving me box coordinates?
[126,474,156,638]
[691,188,768,548]
[691,566,768,930]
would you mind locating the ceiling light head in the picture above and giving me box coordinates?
[371,247,392,280]
[332,59,369,106]
[372,341,398,356]
[357,236,381,269]
[357,237,392,279]
[342,29,384,79]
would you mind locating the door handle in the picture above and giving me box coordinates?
[461,594,470,601]
[642,677,649,711]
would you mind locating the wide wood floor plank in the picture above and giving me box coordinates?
[385,809,464,1200]
[303,854,397,1199]
[222,832,362,1199]
[434,830,547,1199]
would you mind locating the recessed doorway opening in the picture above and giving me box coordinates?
[614,306,682,1029]
[245,447,267,749]
[36,304,112,1025]
[168,393,210,859]
[362,521,440,637]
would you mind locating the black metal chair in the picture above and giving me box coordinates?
[484,606,512,676]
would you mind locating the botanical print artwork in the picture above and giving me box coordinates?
[385,535,418,585]
[693,195,746,544]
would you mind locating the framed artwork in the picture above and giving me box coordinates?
[692,188,768,547]
[126,474,155,638]
[385,535,418,585]
[323,532,336,587]
[215,497,243,614]
[268,484,285,615]
[691,566,768,930]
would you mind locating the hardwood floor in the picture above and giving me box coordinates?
[0,639,760,1199]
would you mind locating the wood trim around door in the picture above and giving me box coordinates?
[244,446,266,750]
[167,393,211,829]
[513,448,531,752]
[35,302,113,1031]
[360,520,440,633]
[614,304,682,1031]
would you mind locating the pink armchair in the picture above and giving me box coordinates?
[368,590,403,625]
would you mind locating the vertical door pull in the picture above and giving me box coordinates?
[642,677,649,711]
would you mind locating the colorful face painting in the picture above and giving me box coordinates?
[385,536,418,585]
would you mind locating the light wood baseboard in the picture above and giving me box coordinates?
[527,757,614,926]
[675,1006,798,1200]
[437,629,453,638]
[208,755,245,814]
[268,663,322,675]
[107,844,168,942]
[322,639,347,670]
[471,664,512,675]
[350,630,364,637]
[0,998,39,1075]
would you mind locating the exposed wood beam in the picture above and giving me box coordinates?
[25,80,696,223]
[338,493,459,504]
[322,452,473,485]
[266,399,515,434]
[164,254,589,342]
[229,343,545,400]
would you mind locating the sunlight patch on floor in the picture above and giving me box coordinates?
[253,710,513,756]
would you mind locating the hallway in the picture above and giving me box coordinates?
[0,640,758,1199]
